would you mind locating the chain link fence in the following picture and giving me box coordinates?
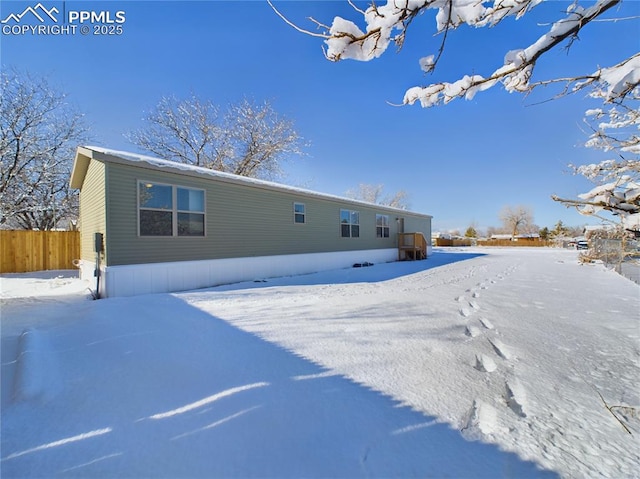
[589,238,640,284]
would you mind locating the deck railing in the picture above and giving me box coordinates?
[398,232,427,260]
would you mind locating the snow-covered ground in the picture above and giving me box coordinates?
[1,247,638,478]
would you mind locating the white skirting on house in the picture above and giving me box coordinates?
[80,248,399,298]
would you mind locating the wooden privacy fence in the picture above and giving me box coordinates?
[435,238,552,247]
[477,239,551,247]
[435,238,473,247]
[0,230,80,273]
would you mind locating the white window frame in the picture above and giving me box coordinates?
[138,181,206,237]
[340,209,360,238]
[293,202,306,224]
[376,214,390,238]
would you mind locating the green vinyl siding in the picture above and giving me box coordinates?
[79,160,106,262]
[402,216,431,241]
[93,160,430,266]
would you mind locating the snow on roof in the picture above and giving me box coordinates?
[78,146,431,217]
[490,234,513,240]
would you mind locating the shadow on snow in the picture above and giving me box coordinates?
[1,292,556,478]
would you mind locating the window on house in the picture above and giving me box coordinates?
[139,183,173,236]
[177,187,205,236]
[340,209,359,238]
[376,214,390,238]
[139,182,205,237]
[294,202,306,224]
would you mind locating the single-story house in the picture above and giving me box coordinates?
[70,146,432,298]
[489,234,541,241]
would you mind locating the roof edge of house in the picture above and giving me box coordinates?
[72,145,433,219]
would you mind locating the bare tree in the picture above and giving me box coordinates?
[499,205,534,237]
[345,183,409,209]
[128,95,305,181]
[0,69,88,230]
[486,226,502,237]
[223,99,305,179]
[127,94,225,170]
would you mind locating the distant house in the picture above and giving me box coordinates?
[70,147,432,298]
[489,233,541,241]
[514,233,540,240]
[432,232,452,241]
[490,234,513,241]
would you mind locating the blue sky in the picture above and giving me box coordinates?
[1,0,638,233]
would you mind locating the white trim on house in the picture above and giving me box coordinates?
[80,248,399,298]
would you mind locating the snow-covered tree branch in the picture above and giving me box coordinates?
[553,80,639,232]
[552,158,640,227]
[128,96,306,181]
[584,92,640,155]
[271,0,637,107]
[0,69,88,230]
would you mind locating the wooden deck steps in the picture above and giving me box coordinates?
[398,232,427,261]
